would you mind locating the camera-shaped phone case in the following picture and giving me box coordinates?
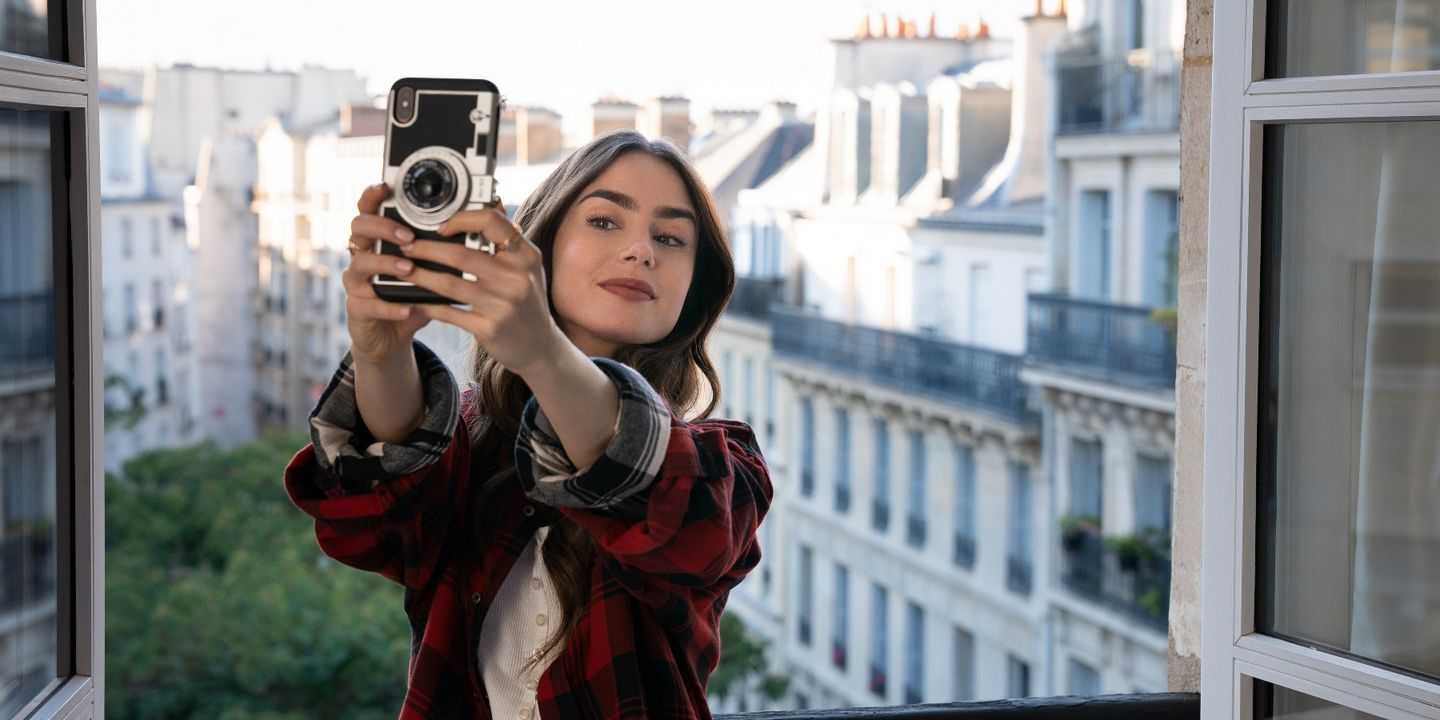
[372,77,503,304]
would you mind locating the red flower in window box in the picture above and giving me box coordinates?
[868,668,887,695]
[831,644,847,668]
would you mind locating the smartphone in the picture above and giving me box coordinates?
[372,77,503,304]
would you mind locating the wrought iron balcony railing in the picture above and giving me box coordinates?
[772,307,1037,425]
[1006,555,1033,596]
[1059,525,1171,633]
[1026,293,1176,388]
[1056,49,1181,136]
[0,291,55,373]
[725,276,785,321]
[718,693,1199,719]
[872,498,890,533]
[953,534,976,570]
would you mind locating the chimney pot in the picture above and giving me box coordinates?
[879,13,888,38]
[976,16,990,39]
[1058,0,1068,16]
[928,12,937,38]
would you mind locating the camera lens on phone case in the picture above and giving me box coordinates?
[404,159,455,210]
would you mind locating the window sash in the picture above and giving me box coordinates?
[1204,0,1440,716]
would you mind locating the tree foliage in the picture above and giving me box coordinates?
[105,432,409,719]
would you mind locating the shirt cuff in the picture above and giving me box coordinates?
[308,339,460,488]
[514,357,670,510]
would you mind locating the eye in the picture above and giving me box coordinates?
[586,216,617,230]
[655,234,687,248]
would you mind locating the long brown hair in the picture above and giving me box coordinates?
[462,129,734,671]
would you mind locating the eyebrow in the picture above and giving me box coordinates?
[580,189,696,224]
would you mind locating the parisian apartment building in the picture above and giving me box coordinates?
[711,0,1183,711]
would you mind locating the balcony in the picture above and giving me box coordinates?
[1026,293,1176,389]
[1006,555,1033,596]
[772,307,1037,425]
[725,276,784,321]
[721,694,1198,718]
[1059,524,1171,633]
[953,534,976,570]
[1056,49,1180,136]
[0,291,55,373]
[905,515,926,548]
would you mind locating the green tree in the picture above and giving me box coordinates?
[708,612,790,709]
[106,431,409,719]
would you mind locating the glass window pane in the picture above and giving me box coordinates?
[0,107,60,717]
[1270,0,1440,78]
[1261,120,1440,680]
[1,0,51,59]
[1255,681,1385,719]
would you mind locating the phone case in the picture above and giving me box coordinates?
[372,77,502,304]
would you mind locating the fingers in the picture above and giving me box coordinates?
[350,213,415,246]
[437,207,519,244]
[346,294,414,322]
[356,183,390,215]
[342,251,416,296]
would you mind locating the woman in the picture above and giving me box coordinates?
[284,129,772,720]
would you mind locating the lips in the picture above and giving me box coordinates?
[597,277,656,301]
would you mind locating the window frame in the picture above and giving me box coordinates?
[0,0,102,717]
[1203,0,1440,717]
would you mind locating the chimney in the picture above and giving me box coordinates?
[859,15,872,38]
[590,97,639,138]
[879,14,888,38]
[1034,0,1045,18]
[928,13,937,38]
[638,96,691,150]
[964,10,1066,206]
[1058,0,1068,16]
[516,107,563,165]
[955,23,970,40]
[975,16,991,39]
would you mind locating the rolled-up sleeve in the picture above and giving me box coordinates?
[307,340,462,494]
[512,357,670,513]
[284,339,471,589]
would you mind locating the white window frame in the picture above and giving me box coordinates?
[1203,1,1440,717]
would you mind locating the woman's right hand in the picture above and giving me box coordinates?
[342,183,433,366]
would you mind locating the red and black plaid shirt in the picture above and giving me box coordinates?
[285,342,772,719]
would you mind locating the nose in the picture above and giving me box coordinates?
[621,230,655,267]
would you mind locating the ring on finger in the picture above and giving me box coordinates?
[347,242,365,255]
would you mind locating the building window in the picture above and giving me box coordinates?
[1136,453,1173,535]
[905,428,926,547]
[872,418,890,532]
[799,397,815,497]
[121,216,133,259]
[764,364,775,445]
[124,283,137,334]
[968,263,991,344]
[1068,658,1101,696]
[798,544,813,646]
[1006,461,1033,596]
[952,625,975,701]
[953,443,977,569]
[1006,655,1031,698]
[834,407,850,513]
[831,563,848,670]
[1070,438,1104,523]
[1142,189,1180,307]
[903,601,924,704]
[869,583,888,698]
[743,357,754,426]
[150,215,162,256]
[1076,190,1112,299]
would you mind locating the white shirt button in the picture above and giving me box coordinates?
[518,709,532,720]
[530,577,543,590]
[525,678,539,691]
[535,613,548,626]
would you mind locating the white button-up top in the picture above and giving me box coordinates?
[477,525,562,720]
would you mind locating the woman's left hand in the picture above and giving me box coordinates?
[401,203,567,377]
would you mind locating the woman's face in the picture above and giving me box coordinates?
[549,151,699,359]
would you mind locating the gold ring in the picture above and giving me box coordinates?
[500,230,524,253]
[346,243,363,256]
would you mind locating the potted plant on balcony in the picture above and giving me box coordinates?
[1059,514,1100,551]
[1104,533,1150,572]
[868,667,887,696]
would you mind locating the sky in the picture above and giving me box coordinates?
[96,0,1037,140]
